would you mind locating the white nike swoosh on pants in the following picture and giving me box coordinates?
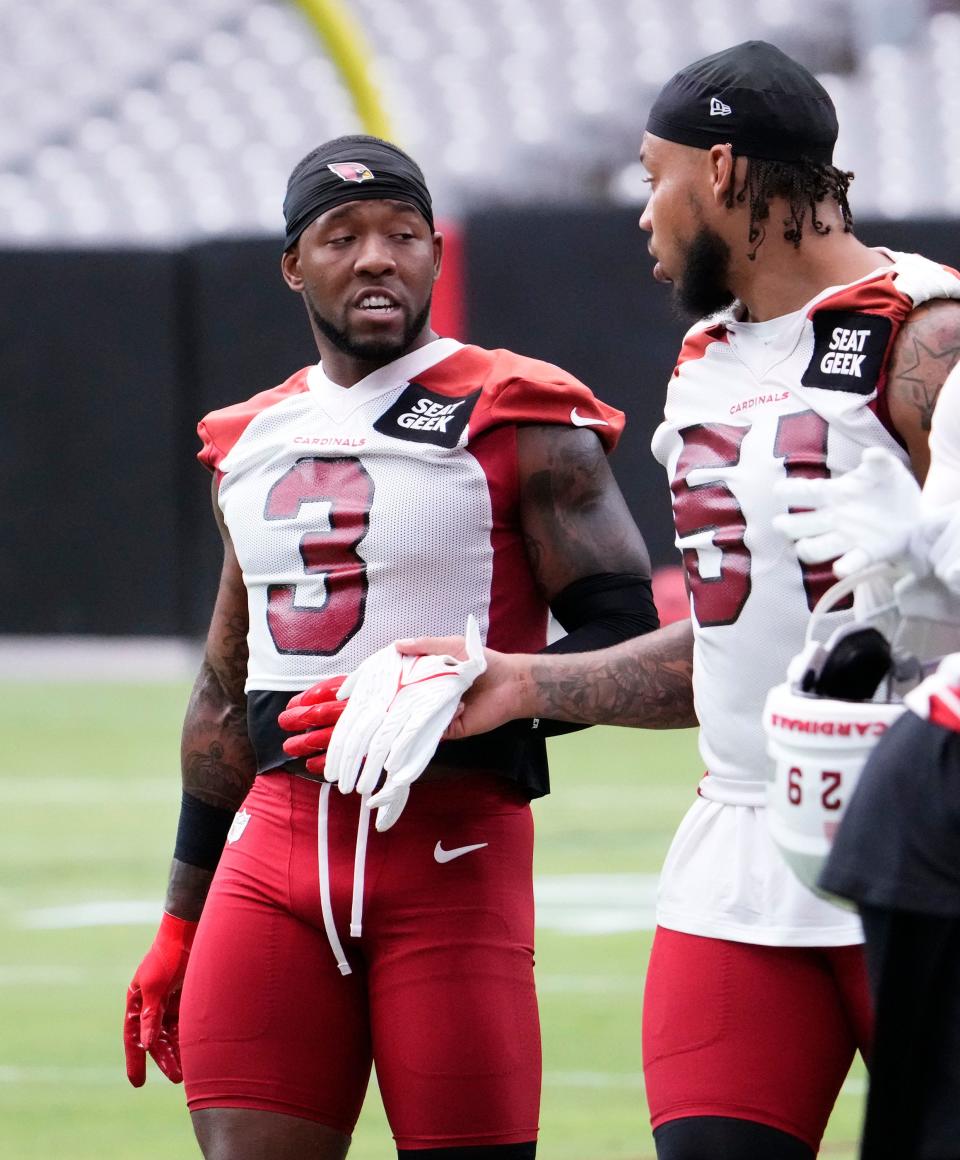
[434,841,488,863]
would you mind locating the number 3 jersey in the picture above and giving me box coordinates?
[650,251,960,945]
[197,337,623,793]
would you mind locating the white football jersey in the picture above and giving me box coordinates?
[198,338,623,694]
[653,251,960,804]
[651,251,960,945]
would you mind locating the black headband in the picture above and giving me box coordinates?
[283,135,434,250]
[646,41,838,165]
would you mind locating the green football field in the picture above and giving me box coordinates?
[0,680,866,1158]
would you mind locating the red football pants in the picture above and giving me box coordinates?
[180,772,540,1150]
[642,926,873,1151]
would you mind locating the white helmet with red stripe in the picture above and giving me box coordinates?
[763,566,907,907]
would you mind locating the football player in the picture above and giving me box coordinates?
[122,135,658,1160]
[322,44,960,1160]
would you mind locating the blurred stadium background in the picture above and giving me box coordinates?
[2,0,955,1155]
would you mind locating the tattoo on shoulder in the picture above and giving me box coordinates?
[524,440,605,519]
[521,431,631,580]
[891,304,960,431]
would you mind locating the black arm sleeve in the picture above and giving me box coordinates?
[520,571,660,738]
[173,791,236,871]
[547,571,659,653]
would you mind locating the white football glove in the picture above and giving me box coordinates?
[773,447,923,579]
[922,502,960,597]
[324,643,403,793]
[325,616,487,831]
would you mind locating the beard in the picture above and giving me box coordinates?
[673,226,736,319]
[306,291,433,363]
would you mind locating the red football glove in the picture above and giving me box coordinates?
[278,676,347,776]
[124,911,197,1087]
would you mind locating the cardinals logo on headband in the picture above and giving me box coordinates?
[327,162,375,183]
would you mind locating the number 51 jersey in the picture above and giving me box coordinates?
[652,251,960,805]
[197,338,623,776]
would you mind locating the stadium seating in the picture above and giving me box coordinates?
[0,0,958,244]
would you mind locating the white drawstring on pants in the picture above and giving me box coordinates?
[316,782,373,975]
[350,795,372,938]
[317,783,351,976]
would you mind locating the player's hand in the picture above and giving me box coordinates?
[361,617,487,826]
[326,617,487,830]
[124,912,197,1087]
[391,634,530,741]
[773,447,923,578]
[323,646,405,795]
[278,676,347,776]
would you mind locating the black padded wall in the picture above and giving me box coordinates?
[2,216,957,635]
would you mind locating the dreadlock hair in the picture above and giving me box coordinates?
[724,155,855,260]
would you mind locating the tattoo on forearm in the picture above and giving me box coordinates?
[183,740,251,807]
[528,623,697,728]
[219,611,250,692]
[181,624,256,810]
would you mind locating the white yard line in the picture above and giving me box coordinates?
[17,874,661,933]
[0,1065,119,1085]
[0,778,172,803]
[20,900,163,929]
[0,636,200,681]
[535,873,659,933]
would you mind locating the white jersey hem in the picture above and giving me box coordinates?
[654,909,864,948]
[657,795,865,947]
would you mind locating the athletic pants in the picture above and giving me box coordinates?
[643,926,873,1152]
[180,771,541,1150]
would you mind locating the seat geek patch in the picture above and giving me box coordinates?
[801,310,893,395]
[374,382,481,447]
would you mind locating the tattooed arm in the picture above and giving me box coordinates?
[524,619,694,727]
[409,426,696,740]
[165,481,255,921]
[517,424,652,596]
[401,619,696,740]
[887,299,960,483]
[123,486,253,1088]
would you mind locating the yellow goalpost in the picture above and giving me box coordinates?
[292,0,394,140]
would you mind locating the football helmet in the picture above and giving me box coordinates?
[763,565,907,907]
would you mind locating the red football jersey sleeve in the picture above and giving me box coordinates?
[415,346,625,452]
[197,369,311,473]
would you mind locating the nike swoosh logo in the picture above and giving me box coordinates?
[434,841,488,863]
[570,407,610,428]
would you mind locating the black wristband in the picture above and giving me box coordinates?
[173,791,236,871]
